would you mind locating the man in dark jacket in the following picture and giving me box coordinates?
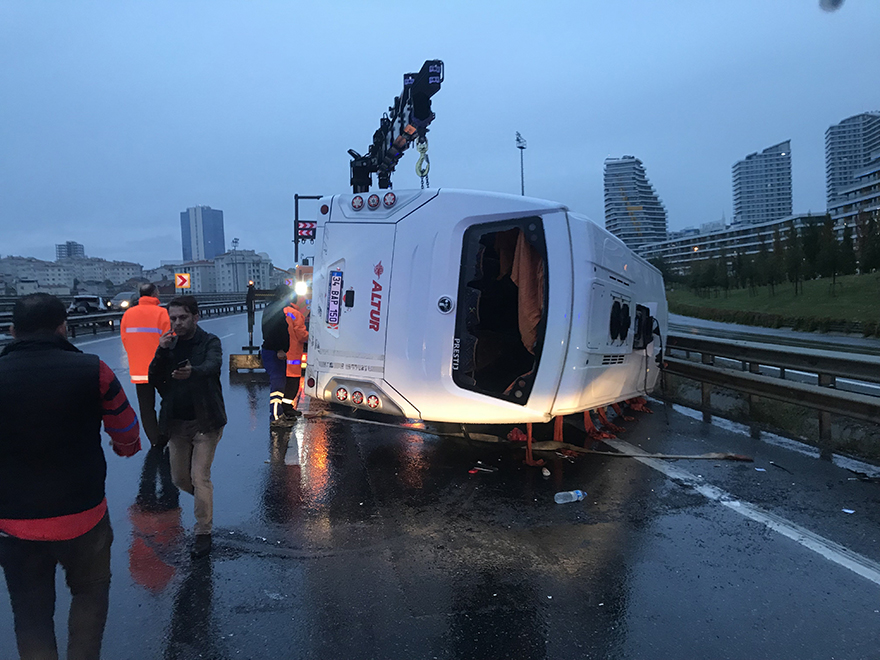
[148,296,226,558]
[0,293,141,659]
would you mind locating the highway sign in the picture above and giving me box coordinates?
[175,273,192,289]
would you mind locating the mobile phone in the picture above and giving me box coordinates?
[176,360,189,369]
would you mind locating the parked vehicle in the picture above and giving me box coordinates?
[67,295,112,315]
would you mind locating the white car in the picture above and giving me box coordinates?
[68,295,112,315]
[303,188,667,424]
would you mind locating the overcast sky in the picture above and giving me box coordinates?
[1,0,878,270]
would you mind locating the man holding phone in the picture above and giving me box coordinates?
[148,296,226,558]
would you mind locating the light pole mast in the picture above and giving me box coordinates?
[516,132,527,196]
[231,237,239,292]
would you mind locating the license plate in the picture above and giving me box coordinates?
[326,270,343,326]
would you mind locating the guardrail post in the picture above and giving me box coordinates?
[701,353,714,422]
[817,373,836,461]
[748,362,761,439]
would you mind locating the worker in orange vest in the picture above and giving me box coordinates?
[281,299,309,415]
[121,283,170,447]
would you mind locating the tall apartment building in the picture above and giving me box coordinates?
[827,156,880,226]
[180,206,225,262]
[55,241,85,260]
[604,156,668,249]
[732,140,792,225]
[825,112,880,207]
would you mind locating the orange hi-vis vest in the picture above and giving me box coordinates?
[120,297,171,383]
[284,304,309,378]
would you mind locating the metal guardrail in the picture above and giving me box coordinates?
[664,333,880,459]
[0,292,271,316]
[0,301,266,345]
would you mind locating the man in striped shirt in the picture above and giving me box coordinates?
[120,282,170,447]
[0,293,142,660]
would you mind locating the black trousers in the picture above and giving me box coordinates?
[0,513,113,660]
[135,382,163,447]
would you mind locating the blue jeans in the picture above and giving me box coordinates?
[0,512,113,660]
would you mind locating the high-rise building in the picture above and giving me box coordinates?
[732,140,792,225]
[180,206,225,262]
[604,156,668,249]
[825,112,880,207]
[55,241,85,261]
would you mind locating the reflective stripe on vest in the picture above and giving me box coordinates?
[123,327,163,334]
[287,360,301,366]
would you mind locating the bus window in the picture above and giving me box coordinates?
[453,217,548,404]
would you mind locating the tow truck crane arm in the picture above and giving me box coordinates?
[348,60,444,193]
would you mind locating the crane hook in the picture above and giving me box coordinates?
[415,137,430,188]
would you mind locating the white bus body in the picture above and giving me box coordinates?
[304,189,666,424]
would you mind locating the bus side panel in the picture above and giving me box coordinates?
[551,215,666,414]
[383,194,572,423]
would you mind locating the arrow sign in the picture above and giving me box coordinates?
[175,273,192,289]
[296,220,317,240]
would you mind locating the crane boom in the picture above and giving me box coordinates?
[349,60,444,193]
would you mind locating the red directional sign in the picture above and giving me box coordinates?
[175,273,192,289]
[296,220,317,239]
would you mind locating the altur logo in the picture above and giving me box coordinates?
[369,280,382,332]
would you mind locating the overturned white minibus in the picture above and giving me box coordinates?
[303,188,666,424]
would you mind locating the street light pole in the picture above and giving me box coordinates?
[516,132,527,196]
[231,237,239,292]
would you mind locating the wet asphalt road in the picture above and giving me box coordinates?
[2,313,880,659]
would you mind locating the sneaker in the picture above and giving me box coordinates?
[283,409,302,420]
[270,416,295,426]
[191,533,212,558]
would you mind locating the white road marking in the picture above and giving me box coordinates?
[605,437,880,587]
[218,333,235,339]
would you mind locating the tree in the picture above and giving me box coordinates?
[756,238,772,293]
[731,251,747,290]
[784,220,803,295]
[858,211,880,273]
[801,219,821,279]
[839,224,857,276]
[715,250,731,296]
[768,227,785,295]
[816,216,840,292]
[648,257,670,283]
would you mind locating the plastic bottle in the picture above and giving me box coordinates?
[554,489,587,504]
